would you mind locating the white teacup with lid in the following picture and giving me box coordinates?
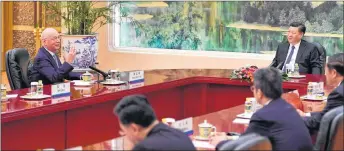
[108,69,120,81]
[80,71,93,82]
[198,120,216,139]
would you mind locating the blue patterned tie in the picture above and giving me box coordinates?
[52,55,59,68]
[283,46,295,72]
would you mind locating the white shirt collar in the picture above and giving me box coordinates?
[43,46,56,57]
[333,80,343,88]
[290,40,301,50]
[264,99,272,106]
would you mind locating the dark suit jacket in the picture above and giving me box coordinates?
[29,47,80,85]
[304,81,344,131]
[133,123,196,150]
[271,40,322,74]
[217,98,313,151]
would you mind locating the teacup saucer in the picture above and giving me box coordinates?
[288,75,306,78]
[300,95,327,101]
[20,94,51,100]
[73,81,93,87]
[101,80,126,85]
[194,136,210,141]
[1,94,18,101]
[72,80,95,83]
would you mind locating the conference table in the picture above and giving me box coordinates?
[1,69,327,150]
[68,104,247,150]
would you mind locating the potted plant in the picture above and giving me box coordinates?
[42,2,139,69]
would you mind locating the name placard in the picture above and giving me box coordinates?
[119,70,144,84]
[51,82,71,97]
[129,70,144,82]
[172,117,193,136]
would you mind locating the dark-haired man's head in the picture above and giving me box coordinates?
[114,94,158,145]
[252,68,283,105]
[287,22,306,45]
[325,53,344,86]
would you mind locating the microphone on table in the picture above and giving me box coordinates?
[269,60,284,69]
[89,66,108,81]
[268,60,285,73]
[276,61,285,69]
[268,60,278,68]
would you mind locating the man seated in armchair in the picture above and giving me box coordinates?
[297,53,344,132]
[29,28,81,85]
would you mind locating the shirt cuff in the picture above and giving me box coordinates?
[305,112,311,117]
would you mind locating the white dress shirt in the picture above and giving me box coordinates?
[44,46,55,56]
[282,41,301,71]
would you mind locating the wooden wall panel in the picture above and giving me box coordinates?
[13,2,34,26]
[12,2,36,59]
[13,30,36,58]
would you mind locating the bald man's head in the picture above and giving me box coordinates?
[41,28,60,52]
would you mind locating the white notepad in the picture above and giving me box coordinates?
[233,118,250,124]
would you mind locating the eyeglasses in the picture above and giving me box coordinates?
[51,36,61,40]
[43,36,60,41]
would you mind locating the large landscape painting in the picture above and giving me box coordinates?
[117,1,343,56]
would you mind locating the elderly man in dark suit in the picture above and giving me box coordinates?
[114,95,196,150]
[29,28,80,84]
[271,22,322,74]
[297,53,344,131]
[214,68,313,150]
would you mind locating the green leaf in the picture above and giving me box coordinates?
[42,2,142,35]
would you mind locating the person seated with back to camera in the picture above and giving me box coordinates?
[114,94,196,150]
[297,53,344,133]
[212,67,313,151]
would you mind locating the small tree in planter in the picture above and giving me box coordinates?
[43,1,140,69]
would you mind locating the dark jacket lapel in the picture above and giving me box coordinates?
[296,40,307,62]
[40,47,59,69]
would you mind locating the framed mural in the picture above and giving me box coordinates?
[111,1,343,56]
